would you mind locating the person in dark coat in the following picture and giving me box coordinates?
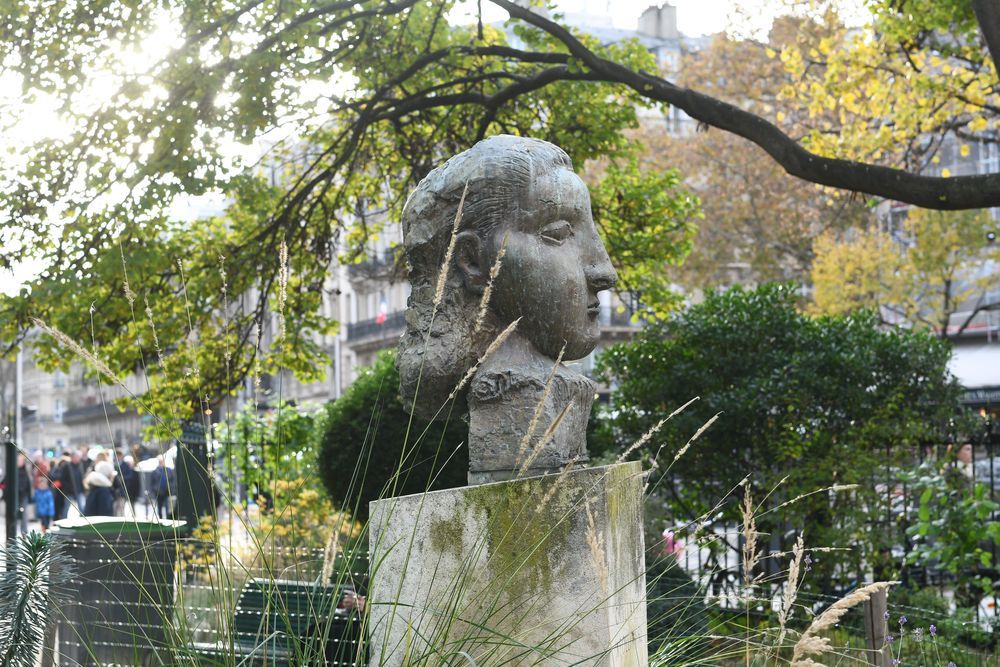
[3,455,34,533]
[83,461,116,517]
[152,457,175,519]
[50,455,66,520]
[115,455,141,515]
[57,452,86,517]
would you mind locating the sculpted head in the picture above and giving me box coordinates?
[397,135,617,419]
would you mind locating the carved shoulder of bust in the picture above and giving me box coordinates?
[466,339,596,481]
[469,365,595,407]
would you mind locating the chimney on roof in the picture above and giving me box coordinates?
[637,4,679,40]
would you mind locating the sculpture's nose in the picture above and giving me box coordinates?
[586,250,618,293]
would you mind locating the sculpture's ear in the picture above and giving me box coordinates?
[455,230,487,294]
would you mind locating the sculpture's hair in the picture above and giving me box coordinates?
[397,135,574,420]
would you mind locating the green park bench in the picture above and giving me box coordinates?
[191,578,365,666]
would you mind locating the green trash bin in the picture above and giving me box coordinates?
[50,516,189,666]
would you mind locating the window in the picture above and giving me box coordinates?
[53,370,65,388]
[980,142,1000,175]
[53,399,64,423]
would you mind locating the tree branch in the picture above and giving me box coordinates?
[492,0,1000,210]
[972,0,1000,74]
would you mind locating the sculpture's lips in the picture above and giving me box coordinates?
[587,301,601,316]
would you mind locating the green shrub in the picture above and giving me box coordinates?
[316,350,468,520]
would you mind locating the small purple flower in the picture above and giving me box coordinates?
[885,634,895,645]
[899,615,907,627]
[947,662,957,667]
[891,660,899,667]
[883,610,890,621]
[929,624,937,637]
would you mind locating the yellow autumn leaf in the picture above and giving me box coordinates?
[960,144,970,157]
[942,168,951,177]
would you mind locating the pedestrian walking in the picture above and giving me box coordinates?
[51,454,67,520]
[152,457,175,520]
[83,461,116,517]
[1,455,33,534]
[13,455,32,534]
[30,451,50,490]
[57,451,86,517]
[34,477,55,532]
[116,455,140,516]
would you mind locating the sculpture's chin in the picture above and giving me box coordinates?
[556,332,599,362]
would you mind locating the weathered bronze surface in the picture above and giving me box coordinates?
[397,135,617,483]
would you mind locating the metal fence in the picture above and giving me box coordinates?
[666,420,1000,631]
[23,536,369,666]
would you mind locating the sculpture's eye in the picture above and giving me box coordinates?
[540,220,574,245]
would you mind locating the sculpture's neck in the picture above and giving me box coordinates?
[466,331,595,485]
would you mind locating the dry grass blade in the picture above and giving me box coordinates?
[446,317,520,402]
[519,398,575,475]
[672,411,720,464]
[764,484,861,516]
[584,500,608,595]
[741,483,761,586]
[513,343,566,469]
[432,182,469,311]
[776,533,805,651]
[31,318,117,382]
[790,581,896,666]
[278,240,289,339]
[616,396,700,464]
[143,295,167,371]
[471,234,507,338]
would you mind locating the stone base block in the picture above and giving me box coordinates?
[368,462,648,666]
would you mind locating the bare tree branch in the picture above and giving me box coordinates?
[492,0,1000,211]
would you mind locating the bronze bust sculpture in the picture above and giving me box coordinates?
[397,135,617,484]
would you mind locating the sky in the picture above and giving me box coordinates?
[0,1,857,296]
[465,0,730,35]
[549,0,776,36]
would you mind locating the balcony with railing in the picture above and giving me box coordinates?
[346,310,406,343]
[345,305,638,346]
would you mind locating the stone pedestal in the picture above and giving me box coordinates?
[368,462,648,666]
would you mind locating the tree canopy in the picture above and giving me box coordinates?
[592,283,966,588]
[2,0,997,418]
[1,1,700,419]
[811,208,1000,336]
[629,21,875,290]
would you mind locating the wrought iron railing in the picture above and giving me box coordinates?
[346,310,406,342]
